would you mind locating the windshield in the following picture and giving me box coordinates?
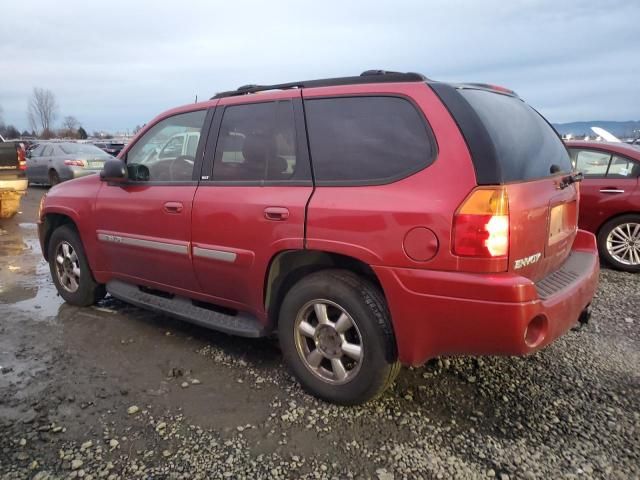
[459,89,572,182]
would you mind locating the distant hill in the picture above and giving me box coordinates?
[553,121,640,137]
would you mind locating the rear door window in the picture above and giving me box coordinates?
[608,155,640,178]
[458,89,572,182]
[304,96,435,185]
[212,100,303,182]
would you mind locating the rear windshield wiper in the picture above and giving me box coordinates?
[558,171,583,189]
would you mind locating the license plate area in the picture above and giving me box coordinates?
[548,200,577,247]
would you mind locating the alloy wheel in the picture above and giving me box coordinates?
[606,222,640,266]
[54,241,81,292]
[293,299,364,385]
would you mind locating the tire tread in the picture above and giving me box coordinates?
[279,268,400,405]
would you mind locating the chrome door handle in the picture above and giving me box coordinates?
[599,189,624,194]
[264,207,289,221]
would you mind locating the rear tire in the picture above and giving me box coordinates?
[48,225,106,306]
[49,170,60,186]
[278,269,400,405]
[597,214,640,273]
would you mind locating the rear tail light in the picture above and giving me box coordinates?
[17,145,27,171]
[64,159,86,167]
[453,187,509,258]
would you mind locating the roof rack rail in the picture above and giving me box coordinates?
[211,70,427,99]
[455,82,519,97]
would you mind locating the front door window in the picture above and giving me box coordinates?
[126,110,206,182]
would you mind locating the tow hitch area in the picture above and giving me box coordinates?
[572,304,592,331]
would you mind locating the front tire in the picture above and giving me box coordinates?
[48,225,106,306]
[278,269,400,405]
[597,214,640,273]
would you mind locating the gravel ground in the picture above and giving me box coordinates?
[0,188,638,479]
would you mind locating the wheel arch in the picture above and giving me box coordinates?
[41,212,79,261]
[264,249,384,327]
[596,210,640,237]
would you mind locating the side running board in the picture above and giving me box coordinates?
[106,280,269,338]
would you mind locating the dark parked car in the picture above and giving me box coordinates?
[38,71,598,404]
[94,141,125,157]
[567,141,640,272]
[27,142,114,186]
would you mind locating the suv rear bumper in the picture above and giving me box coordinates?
[374,229,599,366]
[0,177,28,193]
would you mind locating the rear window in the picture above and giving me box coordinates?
[459,89,572,182]
[60,144,108,156]
[304,96,435,185]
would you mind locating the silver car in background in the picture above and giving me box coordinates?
[26,143,114,186]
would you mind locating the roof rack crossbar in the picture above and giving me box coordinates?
[211,71,427,99]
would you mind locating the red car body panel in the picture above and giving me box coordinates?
[375,230,598,365]
[93,182,201,292]
[190,90,311,323]
[566,141,640,235]
[191,185,311,321]
[38,81,600,367]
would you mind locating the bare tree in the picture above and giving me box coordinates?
[62,115,79,131]
[27,87,58,136]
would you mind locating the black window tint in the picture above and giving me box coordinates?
[459,89,572,182]
[213,101,298,182]
[305,97,434,184]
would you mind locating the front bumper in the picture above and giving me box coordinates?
[374,229,600,366]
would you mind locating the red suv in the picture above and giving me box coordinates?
[38,71,599,404]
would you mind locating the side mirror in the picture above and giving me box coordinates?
[100,159,127,182]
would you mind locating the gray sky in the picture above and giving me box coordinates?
[1,0,638,133]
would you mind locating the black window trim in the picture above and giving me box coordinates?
[199,97,313,187]
[119,107,213,187]
[302,93,439,187]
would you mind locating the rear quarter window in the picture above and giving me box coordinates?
[304,96,435,185]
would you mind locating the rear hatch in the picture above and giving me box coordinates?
[438,85,577,282]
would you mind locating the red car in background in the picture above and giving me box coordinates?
[567,141,640,272]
